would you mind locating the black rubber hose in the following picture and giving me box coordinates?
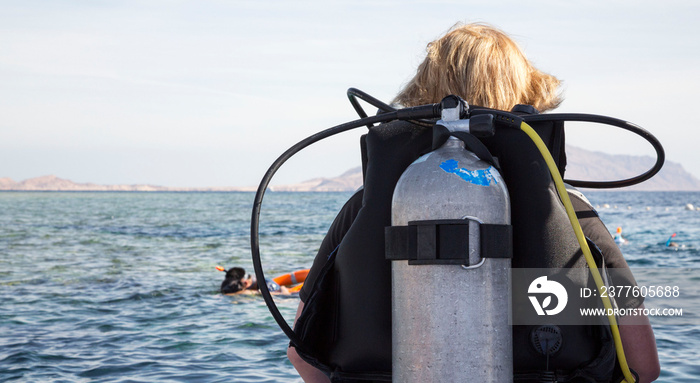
[347,87,396,115]
[522,113,665,189]
[250,112,400,351]
[347,89,664,188]
[347,88,435,128]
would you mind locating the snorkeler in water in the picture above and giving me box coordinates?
[666,233,680,248]
[613,226,627,245]
[217,266,307,295]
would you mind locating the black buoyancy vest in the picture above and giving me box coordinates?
[294,107,617,382]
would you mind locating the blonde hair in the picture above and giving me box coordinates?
[394,23,562,112]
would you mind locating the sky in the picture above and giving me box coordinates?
[1,0,699,187]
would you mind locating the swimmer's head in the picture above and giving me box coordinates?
[220,267,248,294]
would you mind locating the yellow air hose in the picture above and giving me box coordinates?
[518,120,636,383]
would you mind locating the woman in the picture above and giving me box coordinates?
[288,23,659,383]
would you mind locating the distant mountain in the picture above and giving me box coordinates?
[269,168,363,192]
[0,175,180,191]
[0,175,255,192]
[2,146,699,192]
[274,145,700,192]
[564,146,700,191]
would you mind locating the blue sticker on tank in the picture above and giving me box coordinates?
[439,159,498,186]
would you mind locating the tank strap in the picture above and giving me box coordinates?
[385,219,512,265]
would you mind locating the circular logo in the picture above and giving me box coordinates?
[528,276,568,316]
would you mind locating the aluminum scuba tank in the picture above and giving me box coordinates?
[386,98,513,382]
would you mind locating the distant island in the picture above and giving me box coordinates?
[0,175,256,192]
[2,146,700,192]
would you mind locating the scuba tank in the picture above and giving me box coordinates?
[249,89,665,382]
[385,97,513,381]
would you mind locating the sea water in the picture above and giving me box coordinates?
[0,191,698,382]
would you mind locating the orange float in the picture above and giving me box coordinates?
[272,269,309,287]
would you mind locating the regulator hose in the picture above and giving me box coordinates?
[251,113,392,351]
[250,105,439,352]
[347,87,434,128]
[347,87,395,119]
[518,119,638,383]
[522,113,665,189]
[348,88,665,188]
